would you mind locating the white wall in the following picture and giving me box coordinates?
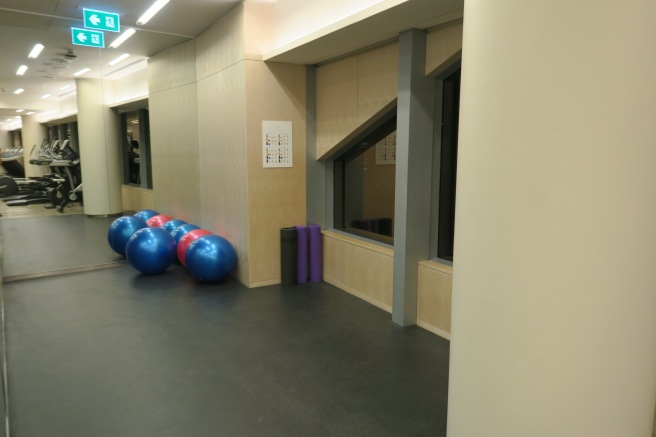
[271,0,405,48]
[112,67,149,104]
[448,1,656,436]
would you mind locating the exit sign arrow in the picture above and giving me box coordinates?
[83,8,120,32]
[71,27,105,48]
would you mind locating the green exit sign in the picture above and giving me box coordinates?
[71,27,105,48]
[83,8,120,33]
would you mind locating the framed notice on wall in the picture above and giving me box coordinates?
[262,120,292,168]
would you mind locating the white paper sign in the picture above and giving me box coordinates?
[262,120,292,168]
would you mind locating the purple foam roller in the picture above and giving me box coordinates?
[309,224,322,282]
[296,225,308,283]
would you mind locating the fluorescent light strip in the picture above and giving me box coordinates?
[16,109,25,113]
[73,68,91,77]
[42,93,51,99]
[26,112,35,115]
[108,53,130,66]
[28,43,44,59]
[16,65,28,76]
[109,28,136,48]
[136,0,170,25]
[59,85,71,91]
[14,89,25,95]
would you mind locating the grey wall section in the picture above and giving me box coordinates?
[305,66,326,227]
[76,78,123,216]
[148,40,201,224]
[392,29,435,326]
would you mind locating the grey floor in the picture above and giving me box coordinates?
[0,214,450,437]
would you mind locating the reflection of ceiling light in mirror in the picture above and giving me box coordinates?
[26,112,35,115]
[109,28,136,48]
[137,0,170,25]
[42,94,51,99]
[131,120,139,124]
[16,65,28,76]
[28,44,45,59]
[59,85,71,91]
[14,89,25,94]
[108,53,130,66]
[16,109,25,113]
[73,68,91,77]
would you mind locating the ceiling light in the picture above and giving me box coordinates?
[108,53,130,66]
[42,93,51,99]
[131,120,139,124]
[16,65,28,76]
[137,0,170,25]
[28,43,45,59]
[59,85,71,91]
[16,109,25,113]
[109,28,136,48]
[26,111,35,115]
[14,89,25,95]
[73,68,91,77]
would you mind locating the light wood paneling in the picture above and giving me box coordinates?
[149,82,201,224]
[426,20,463,76]
[243,1,273,61]
[245,60,306,285]
[323,230,393,311]
[316,42,399,159]
[149,40,197,93]
[417,260,452,339]
[356,42,398,125]
[121,185,154,212]
[197,63,249,284]
[195,4,245,81]
[316,55,358,158]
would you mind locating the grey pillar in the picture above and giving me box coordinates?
[392,29,435,326]
[306,65,328,227]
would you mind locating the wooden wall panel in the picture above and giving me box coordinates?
[196,63,250,284]
[417,260,452,339]
[149,83,201,224]
[195,4,245,81]
[316,56,358,158]
[148,40,197,93]
[323,230,393,311]
[121,185,154,212]
[426,20,463,76]
[245,61,306,286]
[356,42,399,126]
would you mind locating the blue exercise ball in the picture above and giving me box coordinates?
[171,223,200,245]
[185,235,237,283]
[134,209,159,222]
[163,219,187,233]
[125,227,176,275]
[107,216,148,257]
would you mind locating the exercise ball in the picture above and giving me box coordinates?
[163,219,187,233]
[147,214,173,228]
[177,229,212,266]
[107,216,148,257]
[186,235,237,283]
[172,223,200,245]
[134,209,159,222]
[125,227,176,275]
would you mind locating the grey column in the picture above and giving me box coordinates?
[392,29,435,326]
[306,65,327,228]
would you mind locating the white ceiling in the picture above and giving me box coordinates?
[0,0,243,118]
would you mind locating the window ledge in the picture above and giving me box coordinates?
[322,229,393,257]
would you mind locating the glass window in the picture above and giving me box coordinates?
[333,111,397,245]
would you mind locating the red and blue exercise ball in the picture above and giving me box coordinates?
[125,227,177,275]
[162,219,187,233]
[134,209,159,222]
[185,235,237,283]
[172,223,200,245]
[177,229,212,266]
[147,214,173,228]
[107,216,148,257]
